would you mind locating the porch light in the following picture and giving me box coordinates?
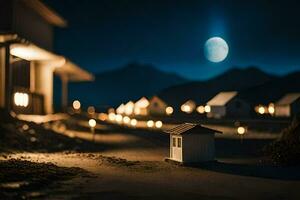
[14,92,29,107]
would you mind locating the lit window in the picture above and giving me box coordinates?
[177,138,182,148]
[172,137,176,147]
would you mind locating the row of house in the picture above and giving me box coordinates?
[115,92,300,119]
[0,0,93,115]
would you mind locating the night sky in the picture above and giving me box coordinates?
[45,0,300,80]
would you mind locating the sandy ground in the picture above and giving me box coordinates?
[3,152,300,200]
[1,116,299,199]
[1,120,299,200]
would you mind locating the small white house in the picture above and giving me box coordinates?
[148,96,168,116]
[180,100,196,113]
[165,123,221,163]
[275,93,300,117]
[134,97,149,116]
[206,91,250,118]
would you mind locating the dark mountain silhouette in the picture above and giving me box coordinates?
[64,62,187,107]
[158,67,277,106]
[238,71,300,105]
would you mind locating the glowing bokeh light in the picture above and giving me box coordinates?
[197,105,205,114]
[147,120,154,128]
[165,106,174,115]
[88,119,96,128]
[14,92,29,107]
[72,100,81,110]
[204,105,211,113]
[155,121,163,128]
[237,126,246,135]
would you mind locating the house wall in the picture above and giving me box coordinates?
[13,1,53,51]
[182,134,215,163]
[275,105,290,117]
[148,98,167,116]
[208,106,226,118]
[226,98,251,118]
[0,0,53,51]
[0,47,5,108]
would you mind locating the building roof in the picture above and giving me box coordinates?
[55,60,94,82]
[164,123,222,135]
[276,93,300,105]
[207,91,238,106]
[22,0,67,27]
[135,97,150,108]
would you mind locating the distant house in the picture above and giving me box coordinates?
[116,103,125,114]
[0,0,93,114]
[206,91,250,118]
[148,96,169,116]
[134,97,149,116]
[275,93,300,117]
[180,100,196,114]
[124,101,134,115]
[165,123,221,163]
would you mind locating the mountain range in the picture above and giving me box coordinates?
[65,62,187,107]
[55,63,300,109]
[158,67,277,106]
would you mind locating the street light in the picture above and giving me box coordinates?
[147,120,154,128]
[72,100,81,110]
[155,121,163,128]
[130,119,137,127]
[89,119,96,142]
[237,126,246,144]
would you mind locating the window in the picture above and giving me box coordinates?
[177,138,182,148]
[172,137,176,147]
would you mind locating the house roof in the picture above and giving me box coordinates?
[135,97,150,108]
[55,60,94,82]
[207,91,238,106]
[164,123,222,135]
[22,0,67,27]
[276,93,300,105]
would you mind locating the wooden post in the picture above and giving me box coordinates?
[4,45,11,111]
[61,75,68,112]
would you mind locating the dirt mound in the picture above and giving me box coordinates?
[0,114,101,153]
[0,159,87,199]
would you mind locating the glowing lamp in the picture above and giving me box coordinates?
[204,105,211,113]
[123,116,130,124]
[147,120,154,128]
[72,100,81,110]
[88,119,96,128]
[155,121,163,128]
[14,92,29,107]
[108,113,116,121]
[165,106,174,115]
[268,103,275,115]
[258,106,265,114]
[115,114,123,123]
[87,106,95,115]
[130,119,137,126]
[197,106,205,114]
[237,126,246,135]
[181,105,191,113]
[98,113,107,121]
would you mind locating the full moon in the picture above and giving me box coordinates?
[204,37,229,63]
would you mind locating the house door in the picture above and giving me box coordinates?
[172,136,182,161]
